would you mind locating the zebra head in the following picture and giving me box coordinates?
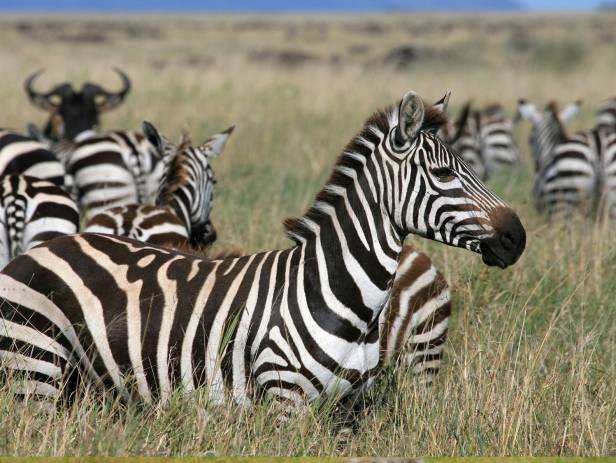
[143,121,234,248]
[517,99,581,170]
[24,68,131,142]
[387,91,525,268]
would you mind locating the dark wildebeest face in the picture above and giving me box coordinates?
[24,68,131,141]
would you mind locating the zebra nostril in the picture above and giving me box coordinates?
[500,231,516,250]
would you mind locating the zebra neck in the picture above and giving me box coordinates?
[166,194,192,234]
[295,186,403,329]
[536,119,565,165]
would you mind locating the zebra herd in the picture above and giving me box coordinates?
[8,66,614,413]
[442,97,616,218]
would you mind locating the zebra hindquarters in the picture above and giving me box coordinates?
[378,245,451,385]
[533,141,598,219]
[0,270,72,402]
[69,145,141,222]
[599,131,616,220]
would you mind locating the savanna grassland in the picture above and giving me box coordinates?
[0,12,615,457]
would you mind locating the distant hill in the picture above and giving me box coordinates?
[2,0,525,12]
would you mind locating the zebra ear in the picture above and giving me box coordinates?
[517,99,541,123]
[397,92,425,143]
[559,100,582,123]
[433,91,451,114]
[199,125,235,160]
[142,121,165,153]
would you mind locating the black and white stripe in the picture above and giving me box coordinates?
[84,123,234,248]
[518,99,582,172]
[379,245,451,385]
[68,130,164,221]
[0,129,66,188]
[445,103,485,180]
[595,96,616,133]
[478,104,520,176]
[0,91,525,405]
[518,100,598,216]
[0,175,79,269]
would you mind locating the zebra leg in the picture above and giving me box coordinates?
[379,245,452,385]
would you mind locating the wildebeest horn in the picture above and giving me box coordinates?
[84,67,131,112]
[24,69,74,111]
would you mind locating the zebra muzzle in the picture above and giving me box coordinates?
[480,207,526,268]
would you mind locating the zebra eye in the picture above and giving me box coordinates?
[431,167,456,182]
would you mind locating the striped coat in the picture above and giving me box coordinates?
[68,130,164,221]
[0,175,79,269]
[0,91,525,405]
[0,129,66,188]
[478,104,520,176]
[84,123,234,248]
[518,100,597,216]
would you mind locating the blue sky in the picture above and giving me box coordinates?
[0,0,604,10]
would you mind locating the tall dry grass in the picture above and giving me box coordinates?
[0,13,614,456]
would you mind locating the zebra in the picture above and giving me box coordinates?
[0,90,525,406]
[84,122,234,248]
[67,129,164,221]
[595,96,616,133]
[444,103,519,180]
[517,99,582,172]
[24,68,131,142]
[0,129,66,188]
[478,104,520,176]
[0,175,79,269]
[378,245,451,385]
[444,103,485,180]
[518,100,598,217]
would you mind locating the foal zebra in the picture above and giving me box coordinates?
[84,122,234,248]
[0,129,66,188]
[0,90,525,406]
[478,104,519,176]
[0,175,79,269]
[518,100,598,217]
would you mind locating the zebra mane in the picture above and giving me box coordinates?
[452,102,474,143]
[545,101,568,142]
[157,131,194,205]
[284,99,448,243]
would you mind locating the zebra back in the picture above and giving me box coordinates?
[68,130,164,220]
[0,129,66,187]
[518,99,582,171]
[479,104,520,175]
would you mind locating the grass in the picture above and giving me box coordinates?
[0,12,615,457]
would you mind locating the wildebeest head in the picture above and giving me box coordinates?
[24,68,131,141]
